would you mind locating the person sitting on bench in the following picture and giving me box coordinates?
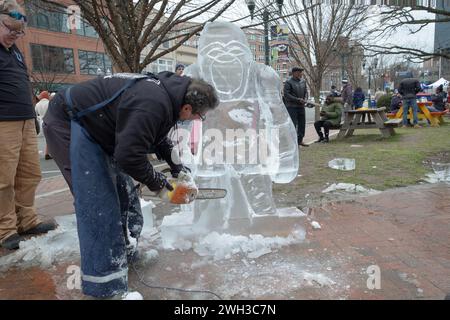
[428,85,447,112]
[314,95,343,143]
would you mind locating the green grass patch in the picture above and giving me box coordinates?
[291,123,450,192]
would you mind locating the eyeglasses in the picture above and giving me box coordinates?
[1,11,27,22]
[0,21,25,37]
[196,112,206,122]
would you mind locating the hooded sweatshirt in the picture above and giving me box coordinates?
[46,71,191,189]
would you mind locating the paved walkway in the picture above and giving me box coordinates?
[1,124,448,300]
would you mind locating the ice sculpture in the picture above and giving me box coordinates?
[161,22,302,247]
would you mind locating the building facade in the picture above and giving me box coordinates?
[16,0,111,92]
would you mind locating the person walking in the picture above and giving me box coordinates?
[341,79,353,111]
[0,0,56,250]
[284,67,309,147]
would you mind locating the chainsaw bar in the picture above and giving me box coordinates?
[196,188,227,200]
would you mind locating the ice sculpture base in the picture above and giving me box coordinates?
[161,207,306,250]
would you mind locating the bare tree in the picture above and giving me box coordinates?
[38,0,237,73]
[363,4,450,61]
[271,0,370,119]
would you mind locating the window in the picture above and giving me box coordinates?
[31,44,74,73]
[76,19,98,38]
[250,44,256,52]
[78,50,112,75]
[25,0,69,33]
[259,45,264,52]
[150,59,174,73]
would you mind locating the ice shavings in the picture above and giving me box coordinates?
[0,215,79,271]
[228,109,254,126]
[328,158,355,171]
[424,162,450,183]
[192,231,304,261]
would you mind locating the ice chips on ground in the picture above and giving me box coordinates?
[192,231,304,261]
[122,291,144,300]
[311,221,321,230]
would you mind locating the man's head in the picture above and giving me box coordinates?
[325,94,334,105]
[175,64,185,76]
[291,67,303,79]
[341,79,348,85]
[179,78,219,122]
[436,84,443,93]
[0,0,26,49]
[331,85,336,90]
[38,91,49,100]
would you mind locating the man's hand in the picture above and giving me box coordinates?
[158,178,198,204]
[170,164,191,179]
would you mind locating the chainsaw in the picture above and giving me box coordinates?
[137,172,227,204]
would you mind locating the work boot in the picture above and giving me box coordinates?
[20,220,58,236]
[299,142,309,147]
[0,233,23,250]
[315,134,324,143]
[413,124,421,128]
[322,137,330,143]
[45,154,53,160]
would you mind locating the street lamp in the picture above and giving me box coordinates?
[363,57,378,106]
[246,0,284,66]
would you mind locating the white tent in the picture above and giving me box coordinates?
[428,78,449,89]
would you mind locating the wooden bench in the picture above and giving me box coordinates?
[387,107,448,126]
[384,118,402,127]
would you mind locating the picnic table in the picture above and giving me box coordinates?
[336,107,398,139]
[387,101,448,127]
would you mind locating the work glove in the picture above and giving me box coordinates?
[146,171,173,192]
[158,172,198,205]
[170,164,191,179]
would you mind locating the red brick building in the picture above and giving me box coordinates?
[15,0,111,92]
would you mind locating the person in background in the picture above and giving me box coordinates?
[314,95,343,143]
[352,87,365,109]
[330,85,341,97]
[0,0,56,250]
[35,91,52,159]
[284,67,309,147]
[398,77,422,128]
[341,79,353,111]
[175,63,184,76]
[374,87,385,103]
[390,90,403,114]
[429,84,447,112]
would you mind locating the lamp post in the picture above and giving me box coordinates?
[363,57,378,107]
[246,0,284,66]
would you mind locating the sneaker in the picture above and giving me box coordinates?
[20,220,58,236]
[44,154,53,160]
[413,124,421,128]
[0,233,23,250]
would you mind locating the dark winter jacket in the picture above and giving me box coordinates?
[283,76,308,108]
[431,91,447,111]
[390,95,402,113]
[398,78,421,100]
[46,71,191,190]
[341,84,353,105]
[320,99,343,126]
[352,91,365,109]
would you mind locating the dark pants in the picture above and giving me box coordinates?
[314,120,333,138]
[287,107,305,144]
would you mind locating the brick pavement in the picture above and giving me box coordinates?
[1,124,449,300]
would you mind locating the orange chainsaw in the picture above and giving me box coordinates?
[138,172,227,205]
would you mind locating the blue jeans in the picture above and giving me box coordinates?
[70,120,142,298]
[402,98,418,125]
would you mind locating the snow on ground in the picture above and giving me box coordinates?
[424,163,450,183]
